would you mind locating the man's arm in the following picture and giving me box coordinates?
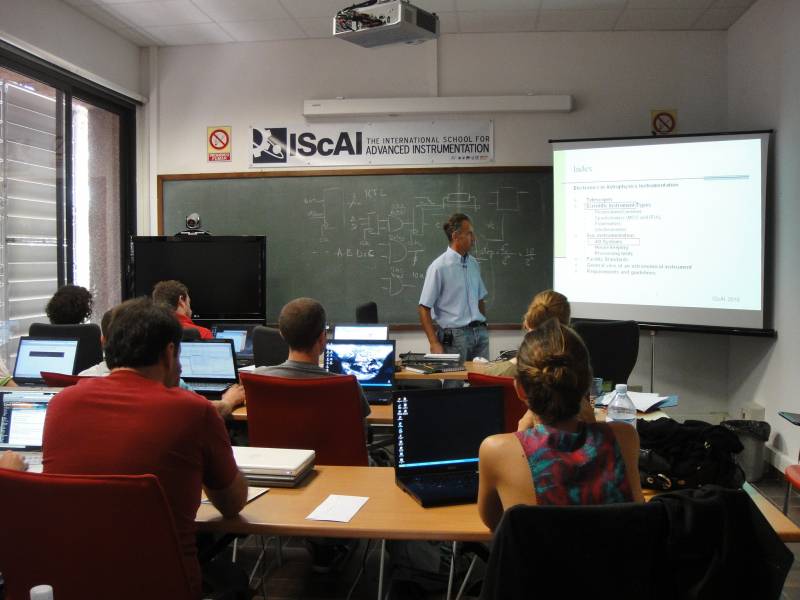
[205,471,248,517]
[0,450,27,471]
[210,383,245,419]
[417,305,444,354]
[478,299,487,321]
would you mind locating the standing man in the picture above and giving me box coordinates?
[152,279,213,339]
[418,213,489,362]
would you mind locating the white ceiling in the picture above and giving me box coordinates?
[61,0,757,47]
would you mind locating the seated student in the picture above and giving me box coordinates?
[42,298,248,597]
[484,289,570,378]
[45,284,94,325]
[477,319,643,531]
[152,279,212,339]
[252,297,370,421]
[79,306,245,419]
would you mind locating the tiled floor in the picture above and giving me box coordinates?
[226,468,800,600]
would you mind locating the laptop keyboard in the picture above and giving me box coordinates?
[410,471,478,489]
[21,452,43,473]
[186,382,231,392]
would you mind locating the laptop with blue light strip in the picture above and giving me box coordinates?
[393,386,504,507]
[0,389,57,472]
[324,339,396,404]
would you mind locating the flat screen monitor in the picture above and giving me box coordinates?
[551,131,770,331]
[130,236,266,321]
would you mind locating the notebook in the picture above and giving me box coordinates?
[13,337,79,385]
[394,386,504,507]
[333,324,389,340]
[211,323,259,365]
[232,446,315,487]
[179,339,239,396]
[324,339,396,404]
[0,389,57,472]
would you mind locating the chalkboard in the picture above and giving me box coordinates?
[158,168,553,325]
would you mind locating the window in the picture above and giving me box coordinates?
[0,46,136,367]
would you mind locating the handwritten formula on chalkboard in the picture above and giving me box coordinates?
[160,169,553,324]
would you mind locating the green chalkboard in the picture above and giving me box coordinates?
[159,168,553,325]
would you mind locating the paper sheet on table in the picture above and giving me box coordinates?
[306,494,369,523]
[202,486,269,504]
[600,391,670,413]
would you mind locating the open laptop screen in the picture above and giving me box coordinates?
[333,324,389,340]
[394,386,504,471]
[179,340,238,382]
[13,337,79,382]
[324,340,395,389]
[211,323,258,358]
[0,390,56,449]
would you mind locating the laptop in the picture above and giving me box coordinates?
[0,389,58,472]
[13,337,79,385]
[179,339,239,397]
[324,339,396,405]
[211,323,259,366]
[232,446,315,487]
[333,324,389,340]
[394,386,504,507]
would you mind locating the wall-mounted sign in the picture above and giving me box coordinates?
[650,110,677,135]
[207,126,231,161]
[250,120,493,167]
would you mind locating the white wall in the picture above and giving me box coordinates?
[727,0,800,468]
[149,30,731,418]
[0,0,142,98]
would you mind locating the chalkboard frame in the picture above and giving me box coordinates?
[157,166,553,330]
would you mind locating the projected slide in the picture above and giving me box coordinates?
[553,133,768,329]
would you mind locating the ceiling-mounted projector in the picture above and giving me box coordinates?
[333,0,439,48]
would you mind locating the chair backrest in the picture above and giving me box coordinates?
[355,301,378,324]
[252,325,289,367]
[468,371,526,433]
[28,322,103,375]
[0,469,193,600]
[480,502,668,600]
[181,327,201,341]
[571,320,640,386]
[240,371,368,466]
[40,371,85,387]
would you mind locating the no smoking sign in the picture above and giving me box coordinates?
[207,126,231,161]
[650,110,677,135]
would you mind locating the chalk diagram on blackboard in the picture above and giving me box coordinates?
[306,185,540,299]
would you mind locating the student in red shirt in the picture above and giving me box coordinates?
[152,279,212,339]
[42,297,247,597]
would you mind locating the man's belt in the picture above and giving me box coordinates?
[467,321,487,328]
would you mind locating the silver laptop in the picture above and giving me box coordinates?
[179,339,238,396]
[324,339,396,404]
[0,389,57,472]
[13,337,79,385]
[232,446,315,487]
[333,324,389,340]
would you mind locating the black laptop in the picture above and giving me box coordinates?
[179,339,239,397]
[13,337,79,385]
[324,339,396,405]
[394,386,504,507]
[0,389,57,472]
[211,322,259,366]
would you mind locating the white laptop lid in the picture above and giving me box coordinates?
[333,324,389,340]
[232,446,316,477]
[13,337,79,383]
[0,390,56,450]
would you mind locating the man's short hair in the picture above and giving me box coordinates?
[45,285,93,324]
[104,298,183,369]
[278,298,326,352]
[152,280,189,310]
[443,213,471,242]
[100,309,114,338]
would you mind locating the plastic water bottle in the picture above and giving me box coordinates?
[29,585,53,600]
[607,383,636,426]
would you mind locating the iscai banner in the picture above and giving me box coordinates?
[250,120,493,167]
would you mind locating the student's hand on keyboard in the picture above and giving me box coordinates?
[212,384,246,418]
[0,450,27,472]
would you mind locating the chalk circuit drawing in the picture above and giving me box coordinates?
[305,184,543,300]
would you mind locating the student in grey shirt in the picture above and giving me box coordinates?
[252,298,370,419]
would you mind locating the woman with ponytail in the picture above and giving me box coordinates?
[477,319,643,531]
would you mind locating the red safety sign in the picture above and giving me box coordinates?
[209,129,229,150]
[651,111,677,135]
[207,126,231,161]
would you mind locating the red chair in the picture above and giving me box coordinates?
[240,371,368,466]
[468,371,527,433]
[40,371,87,387]
[0,470,193,600]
